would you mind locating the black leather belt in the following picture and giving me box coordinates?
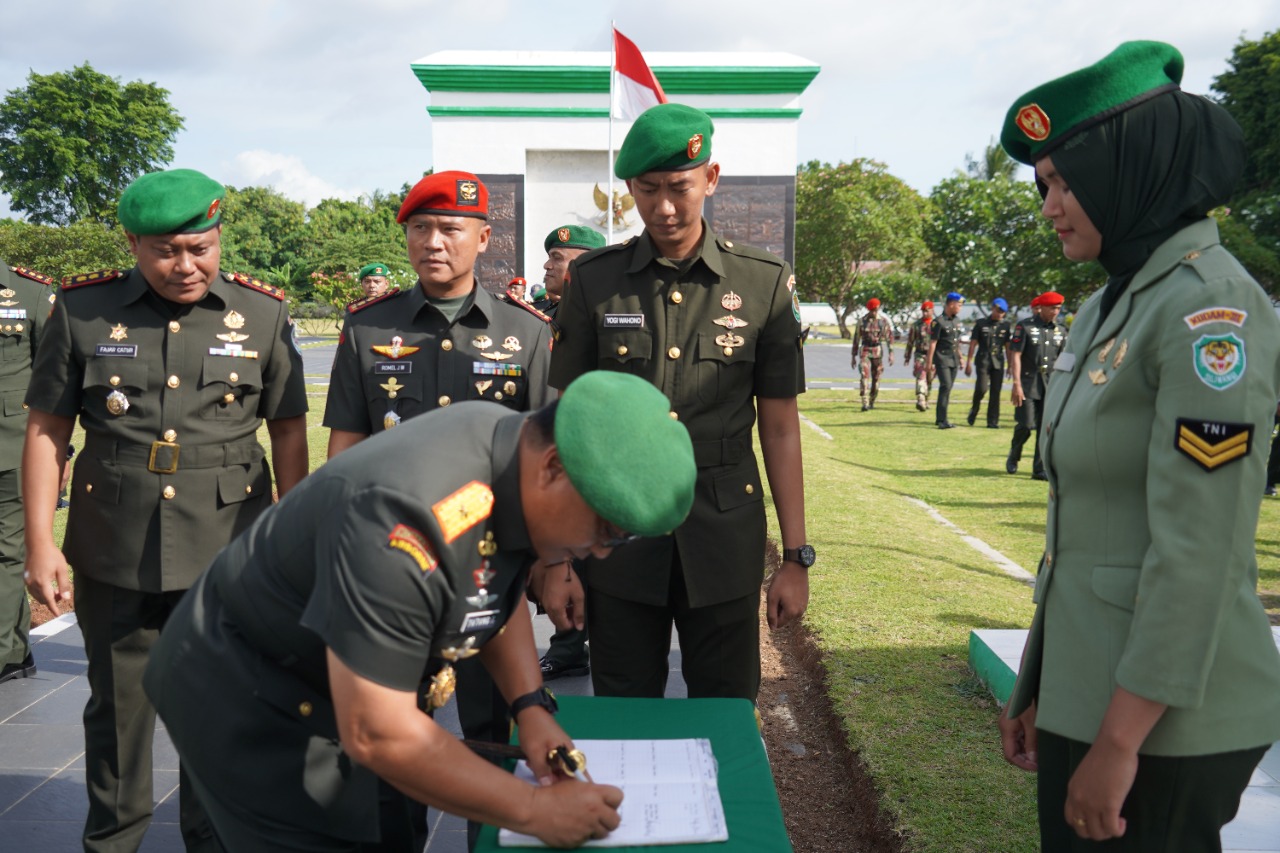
[691,437,749,468]
[88,439,263,473]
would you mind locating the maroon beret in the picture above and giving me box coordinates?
[397,171,488,223]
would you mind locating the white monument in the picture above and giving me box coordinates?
[409,50,820,290]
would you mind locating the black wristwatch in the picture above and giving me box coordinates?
[782,544,817,568]
[510,686,559,718]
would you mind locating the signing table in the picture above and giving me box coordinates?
[474,696,791,852]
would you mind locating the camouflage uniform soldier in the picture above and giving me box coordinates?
[903,300,935,411]
[854,298,894,411]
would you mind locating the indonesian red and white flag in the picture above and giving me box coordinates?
[612,28,667,120]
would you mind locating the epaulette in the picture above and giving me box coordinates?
[716,235,787,268]
[10,266,54,286]
[224,271,285,301]
[1179,246,1241,286]
[576,237,636,267]
[505,296,553,325]
[62,270,124,290]
[347,289,404,314]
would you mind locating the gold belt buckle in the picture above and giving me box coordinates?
[148,441,180,474]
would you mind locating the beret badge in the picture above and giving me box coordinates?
[206,198,221,220]
[557,227,571,243]
[457,180,479,205]
[1015,104,1051,142]
[687,133,703,160]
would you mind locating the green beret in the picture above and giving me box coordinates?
[544,224,606,254]
[358,262,390,280]
[614,103,714,180]
[1001,41,1184,165]
[117,169,226,235]
[555,372,695,537]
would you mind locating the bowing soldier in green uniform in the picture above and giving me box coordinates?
[22,168,310,852]
[145,372,695,851]
[549,103,812,703]
[854,297,894,411]
[0,262,54,686]
[1007,291,1068,478]
[996,41,1280,849]
[541,224,606,322]
[964,297,1012,427]
[926,292,965,428]
[903,300,935,411]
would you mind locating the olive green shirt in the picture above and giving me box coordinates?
[26,268,309,591]
[324,284,552,434]
[145,403,531,843]
[1009,219,1280,755]
[549,222,805,607]
[0,264,53,471]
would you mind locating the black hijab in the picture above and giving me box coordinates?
[1039,91,1245,319]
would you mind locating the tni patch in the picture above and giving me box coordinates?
[1174,418,1252,472]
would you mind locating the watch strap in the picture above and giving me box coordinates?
[509,686,558,718]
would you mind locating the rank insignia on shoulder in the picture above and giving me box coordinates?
[388,524,437,572]
[432,480,495,543]
[10,266,54,286]
[1175,418,1252,472]
[348,289,401,313]
[226,272,286,301]
[62,270,124,290]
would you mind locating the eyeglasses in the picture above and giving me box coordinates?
[598,518,641,549]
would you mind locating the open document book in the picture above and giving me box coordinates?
[498,738,729,848]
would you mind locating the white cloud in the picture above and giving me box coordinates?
[225,150,363,208]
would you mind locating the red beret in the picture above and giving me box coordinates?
[1039,290,1064,306]
[921,301,934,310]
[397,171,488,223]
[866,298,880,310]
[1030,294,1042,307]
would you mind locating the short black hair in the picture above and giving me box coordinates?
[526,398,559,446]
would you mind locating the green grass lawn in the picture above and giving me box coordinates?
[764,386,1280,852]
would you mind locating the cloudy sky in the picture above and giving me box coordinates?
[0,0,1273,216]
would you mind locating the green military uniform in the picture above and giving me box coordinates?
[854,309,893,410]
[1007,312,1067,477]
[323,284,552,433]
[148,404,533,849]
[929,306,965,427]
[0,263,53,682]
[1009,218,1280,826]
[27,263,307,851]
[549,222,805,699]
[903,312,935,410]
[967,313,1012,427]
[144,373,696,850]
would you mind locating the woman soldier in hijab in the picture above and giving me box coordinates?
[996,41,1280,851]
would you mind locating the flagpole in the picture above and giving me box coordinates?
[607,20,616,244]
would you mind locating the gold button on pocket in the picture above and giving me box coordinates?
[723,347,734,356]
[669,411,679,420]
[167,375,180,389]
[299,701,313,717]
[109,376,121,387]
[162,485,176,500]
[245,485,253,495]
[438,395,451,407]
[617,345,629,356]
[441,340,453,351]
[229,372,239,383]
[671,292,683,304]
[85,483,93,494]
[745,484,754,495]
[223,393,236,404]
[667,346,681,359]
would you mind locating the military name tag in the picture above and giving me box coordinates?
[1052,352,1075,371]
[460,610,500,634]
[95,344,138,358]
[603,314,645,328]
[374,361,412,374]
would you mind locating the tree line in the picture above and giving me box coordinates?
[1,33,1277,334]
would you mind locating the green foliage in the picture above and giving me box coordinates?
[964,138,1019,181]
[0,63,184,225]
[795,159,931,336]
[306,270,361,334]
[0,218,131,280]
[1217,205,1280,294]
[1212,30,1280,194]
[219,186,307,287]
[925,175,1102,310]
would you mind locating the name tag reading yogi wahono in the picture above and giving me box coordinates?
[603,314,645,328]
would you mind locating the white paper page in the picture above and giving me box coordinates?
[497,738,728,848]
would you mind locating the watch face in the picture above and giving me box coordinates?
[796,544,816,568]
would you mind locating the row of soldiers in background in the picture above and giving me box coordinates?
[854,292,1070,468]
